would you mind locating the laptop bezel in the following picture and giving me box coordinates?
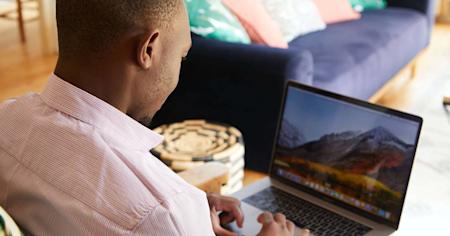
[268,81,423,230]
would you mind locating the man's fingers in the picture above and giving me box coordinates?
[230,204,244,227]
[216,198,244,228]
[214,226,237,236]
[210,194,239,211]
[211,206,218,215]
[219,208,243,227]
[211,207,237,236]
[274,213,286,225]
[299,229,311,236]
[219,203,243,227]
[219,212,234,224]
[286,220,295,233]
[257,212,274,224]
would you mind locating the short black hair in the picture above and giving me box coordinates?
[56,0,180,59]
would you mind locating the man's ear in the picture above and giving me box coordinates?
[137,31,160,69]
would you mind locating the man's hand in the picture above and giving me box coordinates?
[207,193,244,236]
[257,212,310,236]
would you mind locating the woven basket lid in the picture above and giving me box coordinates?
[151,120,244,169]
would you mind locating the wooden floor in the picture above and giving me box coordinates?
[0,10,56,102]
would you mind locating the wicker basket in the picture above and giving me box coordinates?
[152,120,245,194]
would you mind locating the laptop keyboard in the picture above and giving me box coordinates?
[243,187,372,236]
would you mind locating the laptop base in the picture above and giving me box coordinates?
[228,178,395,236]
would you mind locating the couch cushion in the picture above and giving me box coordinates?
[289,8,429,100]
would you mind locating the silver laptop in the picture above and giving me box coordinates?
[227,81,423,236]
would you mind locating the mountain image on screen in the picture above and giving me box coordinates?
[278,124,415,192]
[278,119,307,148]
[276,121,416,218]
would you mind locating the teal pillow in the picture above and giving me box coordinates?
[184,0,251,44]
[349,0,387,12]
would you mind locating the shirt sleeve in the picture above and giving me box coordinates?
[132,192,215,236]
[132,205,181,236]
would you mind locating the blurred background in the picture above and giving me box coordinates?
[0,0,450,232]
[0,0,449,195]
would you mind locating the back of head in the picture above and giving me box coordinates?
[54,0,191,125]
[56,0,179,60]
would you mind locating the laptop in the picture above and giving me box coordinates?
[227,81,423,236]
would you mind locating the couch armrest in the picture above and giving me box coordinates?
[388,0,437,28]
[178,162,229,193]
[152,35,313,172]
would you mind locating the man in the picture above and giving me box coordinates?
[0,0,309,235]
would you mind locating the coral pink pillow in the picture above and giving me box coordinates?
[222,0,288,48]
[313,0,361,24]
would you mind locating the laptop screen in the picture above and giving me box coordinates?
[271,83,421,227]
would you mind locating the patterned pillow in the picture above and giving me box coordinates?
[184,0,250,44]
[222,0,288,48]
[349,0,387,12]
[0,207,23,236]
[313,0,361,24]
[261,0,326,42]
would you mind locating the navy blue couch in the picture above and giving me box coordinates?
[152,0,435,172]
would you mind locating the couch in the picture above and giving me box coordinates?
[152,0,436,172]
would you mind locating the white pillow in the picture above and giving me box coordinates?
[261,0,326,42]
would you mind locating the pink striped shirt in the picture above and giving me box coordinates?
[0,75,215,235]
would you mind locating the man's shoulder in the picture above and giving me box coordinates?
[0,93,94,157]
[0,94,45,151]
[0,94,161,230]
[0,93,40,120]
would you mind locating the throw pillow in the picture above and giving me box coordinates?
[222,0,288,48]
[184,0,250,44]
[261,0,326,42]
[349,0,387,12]
[313,0,361,24]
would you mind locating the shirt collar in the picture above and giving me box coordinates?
[40,74,164,151]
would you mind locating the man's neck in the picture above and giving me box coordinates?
[54,59,132,114]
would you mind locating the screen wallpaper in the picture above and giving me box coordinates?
[273,87,420,223]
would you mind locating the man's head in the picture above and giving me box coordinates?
[55,0,191,126]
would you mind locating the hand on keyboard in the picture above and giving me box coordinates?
[208,193,244,236]
[256,212,310,236]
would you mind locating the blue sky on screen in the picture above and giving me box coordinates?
[282,87,420,145]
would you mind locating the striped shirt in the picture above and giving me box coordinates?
[0,75,215,235]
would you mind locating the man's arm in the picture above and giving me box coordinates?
[133,196,215,236]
